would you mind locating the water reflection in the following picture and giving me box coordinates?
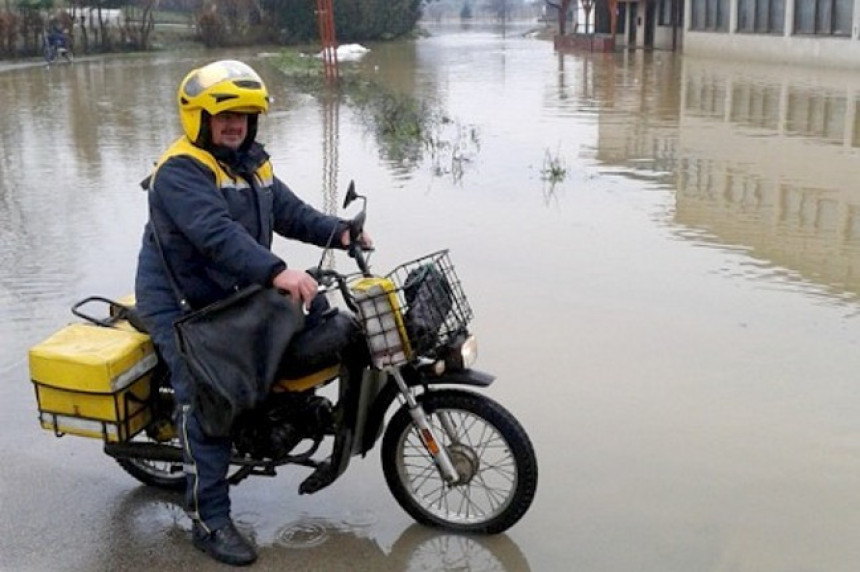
[388,525,531,572]
[576,51,681,183]
[0,56,197,368]
[94,487,530,572]
[321,91,340,217]
[676,57,860,301]
[584,51,860,301]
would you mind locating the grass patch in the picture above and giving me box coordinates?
[540,148,567,184]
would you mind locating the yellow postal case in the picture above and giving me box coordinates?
[29,323,156,442]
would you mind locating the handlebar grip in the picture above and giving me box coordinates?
[349,211,366,241]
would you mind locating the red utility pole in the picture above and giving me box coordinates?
[316,0,339,82]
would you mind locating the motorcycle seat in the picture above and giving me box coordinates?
[278,311,362,381]
[273,364,341,393]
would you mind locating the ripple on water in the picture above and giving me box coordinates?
[340,508,378,528]
[274,518,331,549]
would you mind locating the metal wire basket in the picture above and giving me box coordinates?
[351,250,473,368]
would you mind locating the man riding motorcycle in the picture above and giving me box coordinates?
[47,24,68,51]
[134,59,370,566]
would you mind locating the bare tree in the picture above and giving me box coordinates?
[123,0,159,49]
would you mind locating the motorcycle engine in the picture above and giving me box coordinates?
[232,393,333,460]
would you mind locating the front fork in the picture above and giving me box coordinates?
[389,368,460,483]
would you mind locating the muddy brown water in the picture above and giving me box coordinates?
[3,22,860,571]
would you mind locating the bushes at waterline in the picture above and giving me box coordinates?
[195,0,423,47]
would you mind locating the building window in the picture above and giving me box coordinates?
[794,0,853,36]
[659,0,674,25]
[691,0,729,31]
[738,0,786,33]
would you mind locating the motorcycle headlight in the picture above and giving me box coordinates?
[440,334,478,372]
[460,335,478,368]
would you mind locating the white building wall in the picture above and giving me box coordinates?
[683,0,860,68]
[655,25,675,48]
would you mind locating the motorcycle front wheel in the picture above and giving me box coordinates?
[381,389,538,534]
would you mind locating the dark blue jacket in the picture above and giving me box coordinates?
[135,137,345,314]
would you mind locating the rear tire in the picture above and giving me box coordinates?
[113,426,248,491]
[381,389,537,534]
[115,433,186,492]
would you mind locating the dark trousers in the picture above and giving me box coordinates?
[138,301,233,532]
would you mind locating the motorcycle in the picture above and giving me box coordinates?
[43,34,73,65]
[31,183,538,534]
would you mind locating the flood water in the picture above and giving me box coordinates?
[4,22,860,571]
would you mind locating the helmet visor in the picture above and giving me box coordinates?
[184,60,264,98]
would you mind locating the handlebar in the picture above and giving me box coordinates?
[307,183,373,310]
[306,267,360,313]
[345,210,373,278]
[348,241,372,278]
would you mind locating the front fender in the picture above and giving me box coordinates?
[357,367,495,455]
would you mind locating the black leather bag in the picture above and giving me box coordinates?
[174,284,303,437]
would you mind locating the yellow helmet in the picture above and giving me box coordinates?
[177,60,270,143]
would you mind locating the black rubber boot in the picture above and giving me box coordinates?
[192,521,258,566]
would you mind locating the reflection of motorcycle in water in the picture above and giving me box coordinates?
[388,524,532,572]
[271,518,532,571]
[100,488,531,571]
[30,182,538,534]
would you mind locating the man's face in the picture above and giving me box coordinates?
[210,112,249,149]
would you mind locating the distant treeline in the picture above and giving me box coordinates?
[0,0,423,58]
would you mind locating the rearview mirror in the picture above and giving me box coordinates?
[343,180,359,209]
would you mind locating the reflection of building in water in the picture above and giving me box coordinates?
[676,57,860,296]
[591,54,860,297]
[588,52,682,182]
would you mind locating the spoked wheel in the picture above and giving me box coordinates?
[115,430,186,492]
[114,421,248,491]
[382,389,538,534]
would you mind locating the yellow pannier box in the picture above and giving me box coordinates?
[29,323,157,442]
